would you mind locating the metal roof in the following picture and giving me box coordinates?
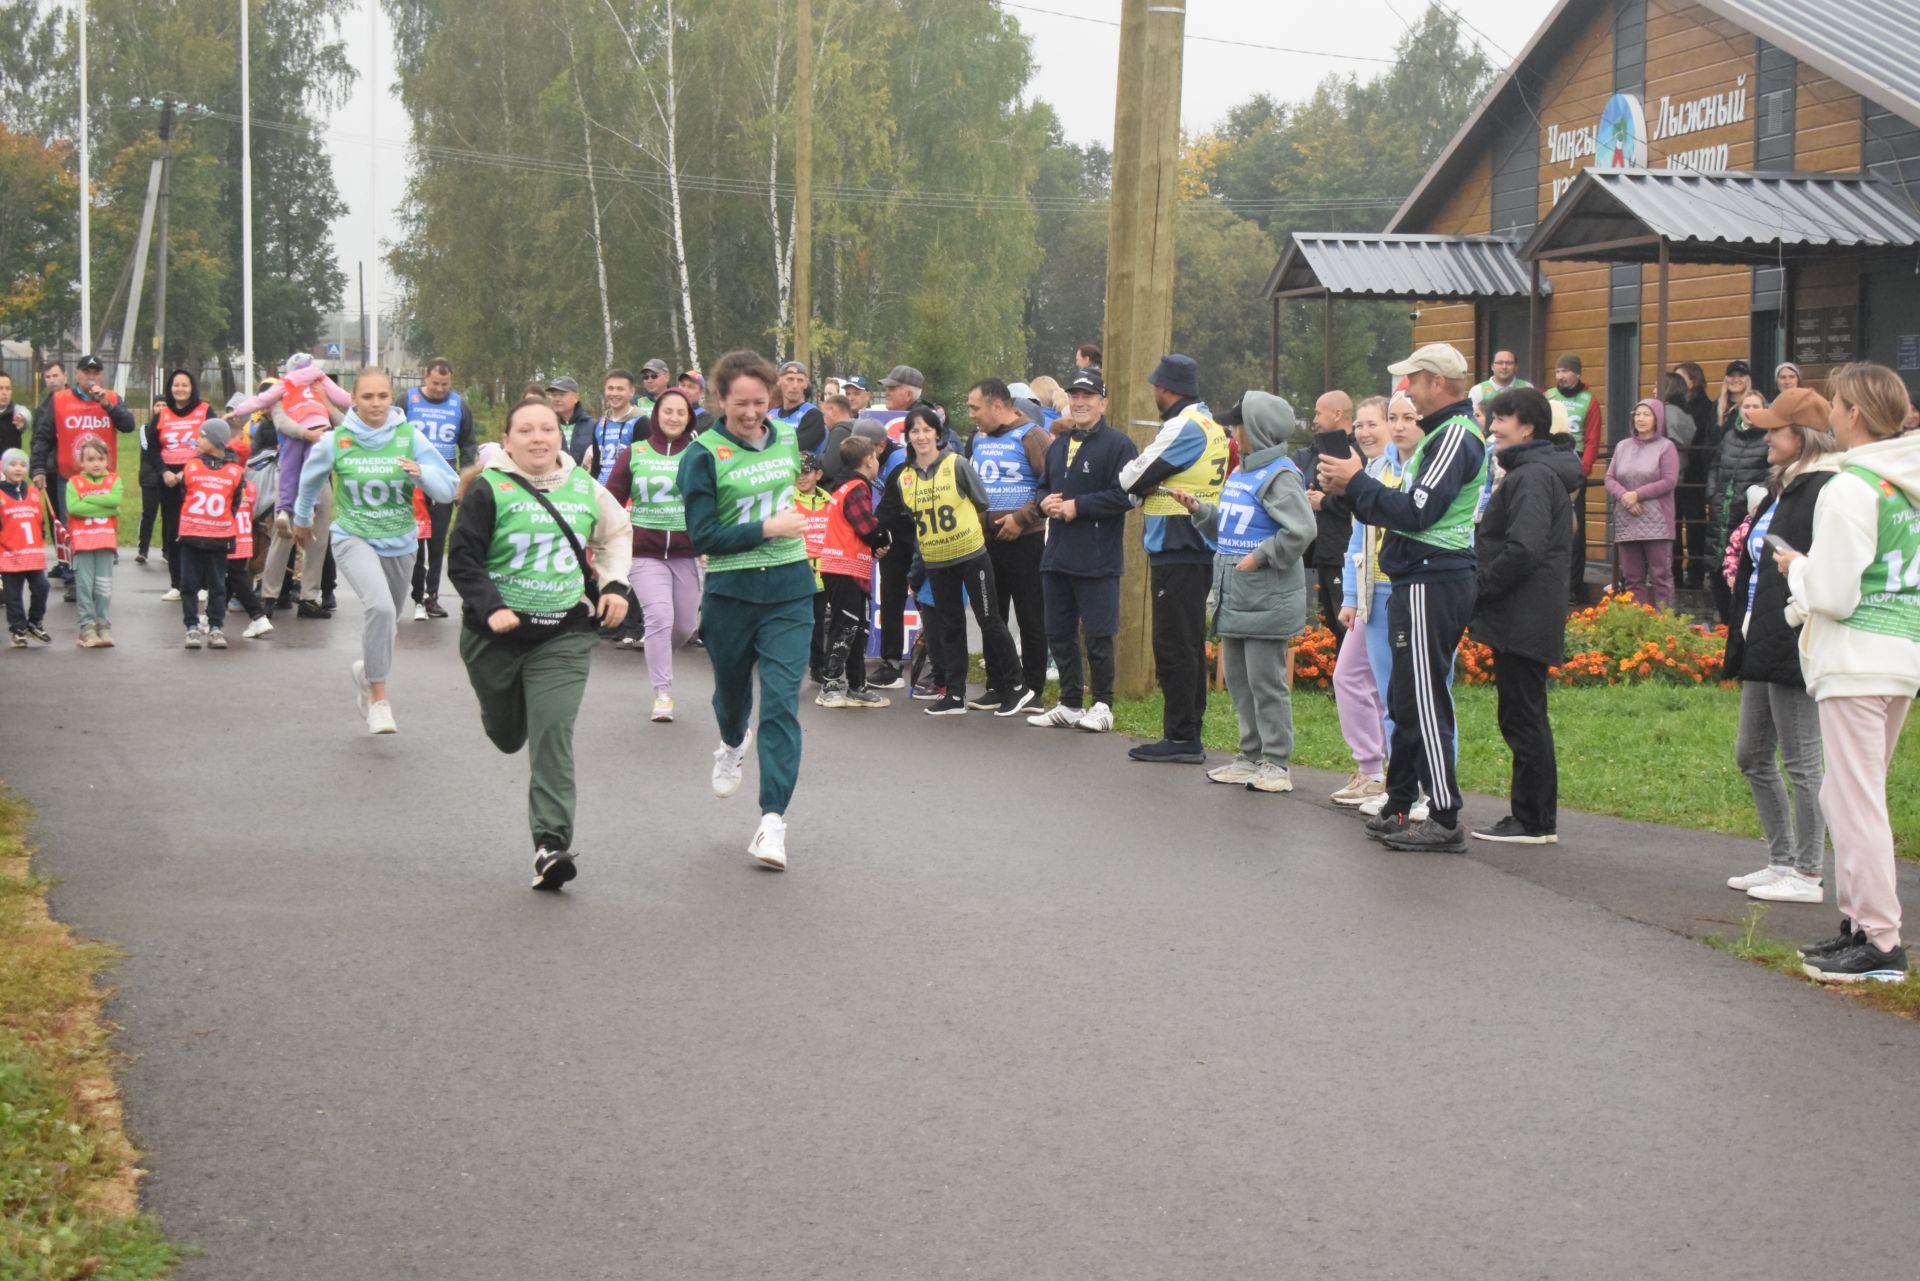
[1262,233,1547,301]
[1387,0,1920,235]
[1521,168,1920,264]
[1713,0,1920,130]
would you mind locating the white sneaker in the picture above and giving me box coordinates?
[1748,872,1823,903]
[1409,798,1431,823]
[1359,791,1431,820]
[1728,865,1790,892]
[1248,762,1294,793]
[160,587,182,603]
[351,660,371,719]
[367,700,397,734]
[712,727,752,798]
[1026,704,1084,728]
[242,616,274,639]
[651,693,674,722]
[1207,757,1262,785]
[197,588,208,603]
[1077,701,1114,733]
[749,813,787,871]
[413,601,428,621]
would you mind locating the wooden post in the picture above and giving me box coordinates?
[1656,238,1670,383]
[1270,293,1280,393]
[1322,291,1335,392]
[792,0,813,368]
[1106,0,1185,699]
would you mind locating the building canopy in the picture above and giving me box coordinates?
[1263,233,1548,302]
[1521,167,1920,264]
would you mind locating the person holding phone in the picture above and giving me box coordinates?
[1292,391,1357,650]
[1720,387,1842,904]
[448,397,634,891]
[678,350,814,871]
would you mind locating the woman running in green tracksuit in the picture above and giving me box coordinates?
[677,350,812,873]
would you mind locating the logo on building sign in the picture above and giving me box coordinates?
[1597,94,1648,169]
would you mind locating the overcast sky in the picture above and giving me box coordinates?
[323,0,1557,317]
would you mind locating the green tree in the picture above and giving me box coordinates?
[0,126,80,349]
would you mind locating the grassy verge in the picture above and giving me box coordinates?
[1110,679,1920,860]
[1709,903,1920,1019]
[0,790,178,1278]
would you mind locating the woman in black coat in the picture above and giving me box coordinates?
[1469,387,1584,845]
[1706,388,1776,624]
[1720,389,1840,903]
[1670,361,1721,589]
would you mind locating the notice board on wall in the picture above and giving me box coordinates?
[1793,305,1856,367]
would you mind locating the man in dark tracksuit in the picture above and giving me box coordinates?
[1024,370,1139,729]
[1120,353,1230,763]
[1320,343,1487,853]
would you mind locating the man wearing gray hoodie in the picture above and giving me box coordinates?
[1167,391,1315,791]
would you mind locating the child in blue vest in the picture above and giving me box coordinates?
[1166,391,1315,792]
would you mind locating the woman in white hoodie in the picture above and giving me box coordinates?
[1778,363,1920,983]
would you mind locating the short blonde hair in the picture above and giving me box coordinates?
[1828,362,1911,440]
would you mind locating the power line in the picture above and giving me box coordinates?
[996,0,1405,65]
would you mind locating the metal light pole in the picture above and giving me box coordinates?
[240,0,255,386]
[78,0,90,357]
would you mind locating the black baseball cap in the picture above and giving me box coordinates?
[77,354,104,371]
[1725,359,1751,377]
[1066,372,1106,396]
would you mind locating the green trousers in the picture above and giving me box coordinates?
[701,592,811,815]
[459,627,597,853]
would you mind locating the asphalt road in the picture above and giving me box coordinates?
[8,561,1920,1280]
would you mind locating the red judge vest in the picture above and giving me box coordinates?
[50,388,117,478]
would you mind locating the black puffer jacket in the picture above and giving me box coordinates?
[1472,440,1584,665]
[1723,461,1838,686]
[1707,420,1771,550]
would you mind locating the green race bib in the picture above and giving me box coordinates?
[486,468,599,616]
[332,425,418,541]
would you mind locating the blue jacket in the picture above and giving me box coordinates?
[1037,418,1139,579]
[1118,396,1217,565]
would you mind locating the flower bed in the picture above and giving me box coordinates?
[1286,593,1728,691]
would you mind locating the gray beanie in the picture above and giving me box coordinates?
[199,417,233,449]
[2,447,26,469]
[851,418,891,445]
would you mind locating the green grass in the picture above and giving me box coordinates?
[1110,679,1920,860]
[0,791,180,1278]
[1709,903,1920,1019]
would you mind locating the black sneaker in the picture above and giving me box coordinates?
[995,687,1038,718]
[62,582,75,603]
[321,592,339,612]
[1364,810,1411,842]
[868,662,905,690]
[924,694,967,716]
[25,623,51,644]
[966,689,1007,712]
[1382,819,1468,853]
[1470,816,1558,845]
[424,595,448,619]
[530,848,577,891]
[910,679,944,701]
[296,599,330,619]
[135,551,148,564]
[1798,918,1861,960]
[8,630,26,649]
[1803,939,1908,984]
[1127,738,1206,764]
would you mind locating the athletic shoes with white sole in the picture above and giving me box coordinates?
[712,728,752,798]
[367,701,398,734]
[1077,702,1114,733]
[531,847,577,891]
[160,587,182,603]
[1207,757,1262,785]
[1331,773,1386,807]
[749,813,787,871]
[242,616,274,639]
[1748,872,1823,903]
[995,687,1038,718]
[1727,865,1791,891]
[1247,762,1294,793]
[206,628,228,650]
[651,694,675,722]
[1470,816,1557,845]
[844,688,890,708]
[1803,939,1908,983]
[1027,704,1084,728]
[351,660,372,719]
[413,601,429,621]
[1358,791,1430,822]
[183,626,204,649]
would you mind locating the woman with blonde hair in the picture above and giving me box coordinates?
[1779,363,1920,982]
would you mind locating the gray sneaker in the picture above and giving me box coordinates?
[844,688,890,708]
[206,628,228,650]
[183,626,204,650]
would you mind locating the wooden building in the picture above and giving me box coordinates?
[1266,0,1920,574]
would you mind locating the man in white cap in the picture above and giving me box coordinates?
[1318,342,1486,854]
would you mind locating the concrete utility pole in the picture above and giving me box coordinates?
[1105,0,1185,698]
[152,99,176,392]
[792,0,813,369]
